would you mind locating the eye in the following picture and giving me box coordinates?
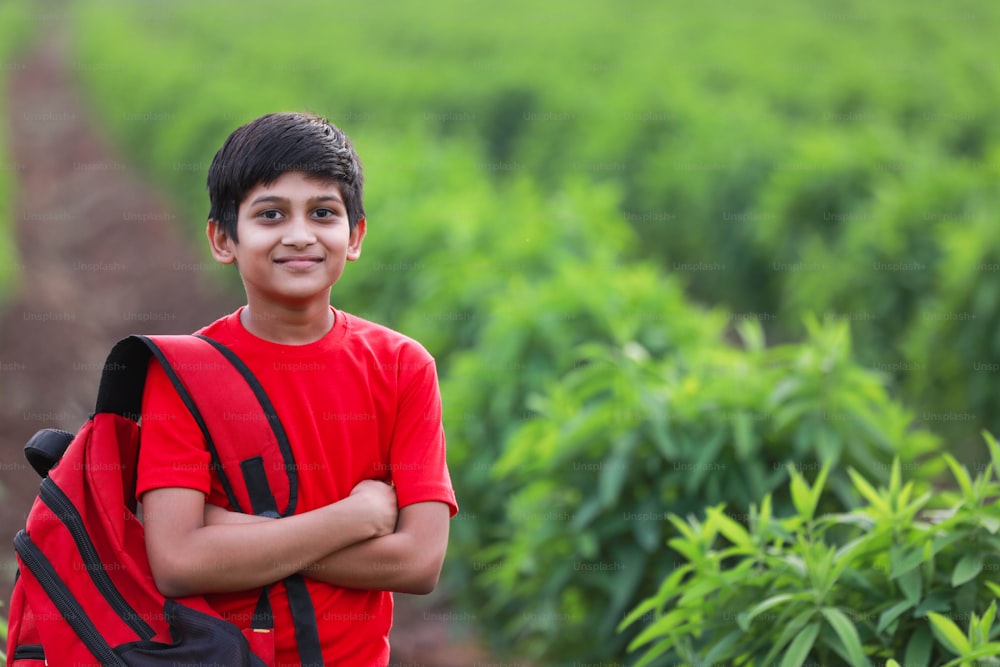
[258,209,283,221]
[313,208,339,220]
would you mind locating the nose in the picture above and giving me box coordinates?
[282,213,317,248]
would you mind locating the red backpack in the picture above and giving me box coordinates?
[5,334,325,666]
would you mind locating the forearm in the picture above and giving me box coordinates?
[304,502,451,595]
[148,496,379,597]
[305,531,437,594]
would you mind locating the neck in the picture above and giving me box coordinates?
[239,300,335,345]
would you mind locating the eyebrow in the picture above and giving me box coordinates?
[249,194,344,206]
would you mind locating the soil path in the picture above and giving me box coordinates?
[0,32,489,666]
[0,35,236,568]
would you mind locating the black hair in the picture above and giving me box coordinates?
[207,112,364,240]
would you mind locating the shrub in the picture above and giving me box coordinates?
[622,434,1000,667]
[758,149,1000,456]
[442,258,725,595]
[459,316,939,663]
[339,153,635,363]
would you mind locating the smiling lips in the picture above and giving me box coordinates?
[275,255,324,270]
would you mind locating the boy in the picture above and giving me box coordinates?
[136,112,458,666]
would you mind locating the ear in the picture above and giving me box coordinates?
[346,217,367,262]
[207,219,237,264]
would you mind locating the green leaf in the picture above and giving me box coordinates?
[809,460,831,515]
[753,493,774,537]
[619,596,660,632]
[986,581,1000,599]
[741,593,807,632]
[981,601,997,638]
[571,496,602,530]
[598,436,634,508]
[701,629,744,666]
[939,643,1000,667]
[904,627,933,667]
[891,546,926,577]
[733,410,756,460]
[914,590,952,617]
[764,608,819,666]
[788,465,820,521]
[619,561,690,633]
[668,514,700,544]
[932,529,969,557]
[769,377,803,407]
[951,552,983,587]
[780,622,821,667]
[632,637,673,667]
[982,515,1000,534]
[627,609,690,652]
[985,430,1000,479]
[889,457,902,496]
[685,428,726,494]
[821,607,871,667]
[667,537,703,564]
[736,318,765,353]
[678,578,724,607]
[877,600,914,634]
[708,506,754,551]
[897,568,922,605]
[848,467,891,514]
[928,611,973,655]
[943,454,974,499]
[650,419,676,459]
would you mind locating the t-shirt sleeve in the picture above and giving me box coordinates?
[136,358,213,501]
[390,358,458,517]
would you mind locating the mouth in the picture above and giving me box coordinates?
[274,255,324,270]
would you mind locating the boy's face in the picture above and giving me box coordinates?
[207,171,365,308]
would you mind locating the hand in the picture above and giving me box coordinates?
[349,479,398,537]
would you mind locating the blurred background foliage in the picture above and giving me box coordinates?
[0,1,34,296]
[2,0,999,663]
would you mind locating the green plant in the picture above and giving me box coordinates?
[622,433,1000,667]
[465,317,938,663]
[441,258,723,613]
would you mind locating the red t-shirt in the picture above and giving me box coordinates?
[136,307,458,666]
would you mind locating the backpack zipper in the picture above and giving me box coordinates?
[14,530,128,667]
[39,477,157,640]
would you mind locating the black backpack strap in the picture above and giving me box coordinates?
[97,334,299,515]
[97,334,323,664]
[284,574,324,665]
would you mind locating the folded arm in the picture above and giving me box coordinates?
[304,501,451,594]
[204,500,451,595]
[142,480,397,598]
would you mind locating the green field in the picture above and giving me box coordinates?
[1,0,997,662]
[67,0,1000,451]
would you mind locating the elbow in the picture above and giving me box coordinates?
[149,553,201,599]
[151,572,193,599]
[154,577,193,600]
[398,555,444,595]
[401,571,439,595]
